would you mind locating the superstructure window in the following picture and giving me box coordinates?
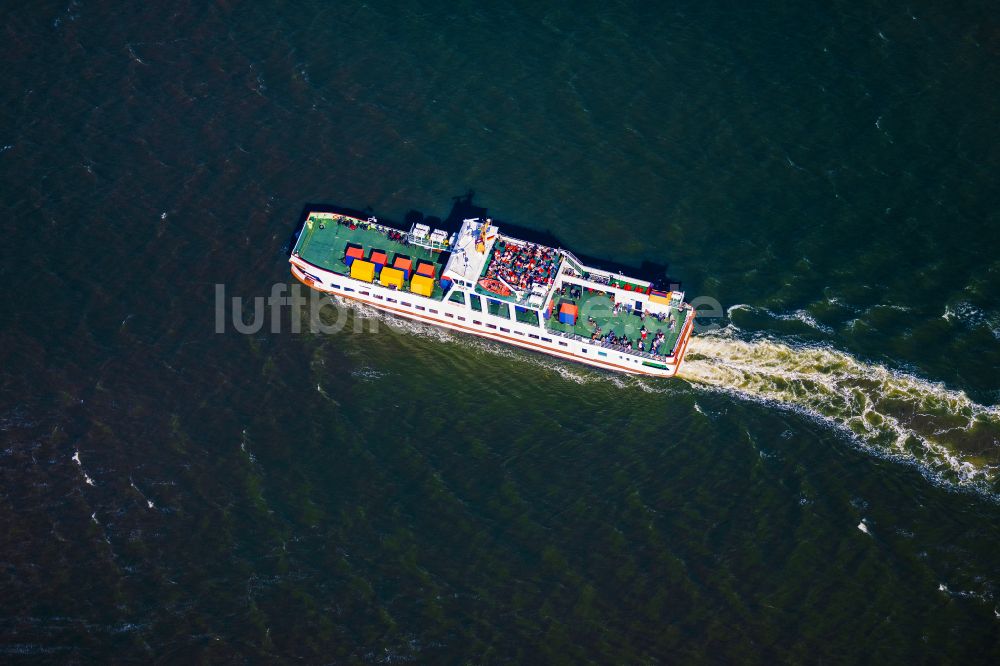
[449,290,466,305]
[515,307,539,326]
[487,299,510,319]
[468,294,483,312]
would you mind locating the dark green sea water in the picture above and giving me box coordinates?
[2,1,999,662]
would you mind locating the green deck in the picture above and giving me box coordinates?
[545,290,685,356]
[294,214,447,300]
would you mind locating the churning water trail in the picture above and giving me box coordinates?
[331,298,999,492]
[679,332,1000,494]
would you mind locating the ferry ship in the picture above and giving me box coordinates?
[289,210,694,377]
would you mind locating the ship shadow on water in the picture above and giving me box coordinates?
[289,191,683,292]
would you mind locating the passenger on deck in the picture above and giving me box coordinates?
[653,331,665,353]
[483,240,558,293]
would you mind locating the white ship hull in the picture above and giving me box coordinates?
[290,257,692,377]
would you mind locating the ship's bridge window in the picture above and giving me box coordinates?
[468,294,483,312]
[449,290,466,305]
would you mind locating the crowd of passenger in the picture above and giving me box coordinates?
[586,320,673,356]
[483,240,559,293]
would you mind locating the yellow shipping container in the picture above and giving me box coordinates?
[380,266,404,290]
[350,259,375,283]
[410,274,434,297]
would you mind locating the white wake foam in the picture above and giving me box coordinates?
[943,301,1000,340]
[727,304,834,334]
[678,332,1000,493]
[330,296,998,493]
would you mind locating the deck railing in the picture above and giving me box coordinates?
[560,250,587,276]
[407,233,450,251]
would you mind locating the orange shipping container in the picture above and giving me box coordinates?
[559,303,579,316]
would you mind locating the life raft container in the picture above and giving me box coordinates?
[478,278,512,297]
